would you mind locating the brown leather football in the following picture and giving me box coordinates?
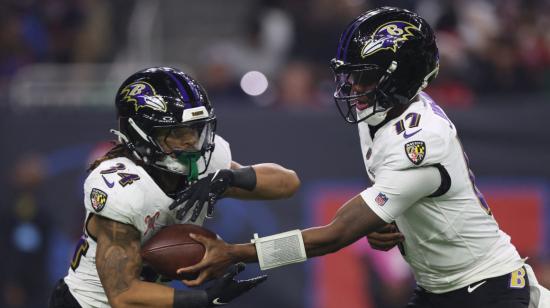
[140,224,216,280]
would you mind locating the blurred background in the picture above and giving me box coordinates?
[1,0,549,307]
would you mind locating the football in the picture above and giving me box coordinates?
[140,224,217,280]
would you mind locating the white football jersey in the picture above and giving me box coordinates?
[64,135,232,308]
[358,92,523,293]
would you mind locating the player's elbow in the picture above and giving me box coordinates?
[109,295,138,308]
[280,169,300,198]
[106,281,141,308]
[107,293,132,308]
[108,297,129,308]
[109,295,131,308]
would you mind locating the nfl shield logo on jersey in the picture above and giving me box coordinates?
[375,192,388,206]
[405,141,426,165]
[90,188,108,212]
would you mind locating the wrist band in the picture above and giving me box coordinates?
[231,166,257,191]
[173,289,208,308]
[251,230,307,270]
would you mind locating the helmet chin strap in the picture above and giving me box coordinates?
[365,112,388,126]
[358,106,391,126]
[110,128,144,161]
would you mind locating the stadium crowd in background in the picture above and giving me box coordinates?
[1,0,549,108]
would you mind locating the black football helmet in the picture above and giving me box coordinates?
[330,7,439,124]
[113,67,216,181]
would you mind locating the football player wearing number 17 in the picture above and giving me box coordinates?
[48,67,301,308]
[177,7,550,308]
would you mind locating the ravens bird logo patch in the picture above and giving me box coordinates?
[405,141,426,165]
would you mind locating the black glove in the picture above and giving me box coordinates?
[169,169,234,221]
[170,167,257,222]
[205,263,267,306]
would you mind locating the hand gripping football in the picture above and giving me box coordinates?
[140,224,217,280]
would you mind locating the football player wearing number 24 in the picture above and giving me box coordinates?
[178,7,550,308]
[48,67,301,308]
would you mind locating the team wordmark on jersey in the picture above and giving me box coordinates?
[405,141,426,165]
[90,188,108,212]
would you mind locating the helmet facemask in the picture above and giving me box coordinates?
[114,112,216,182]
[332,59,396,125]
[151,118,217,181]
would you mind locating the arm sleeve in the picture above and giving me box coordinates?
[360,166,441,223]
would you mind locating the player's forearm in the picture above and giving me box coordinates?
[253,194,385,261]
[227,163,300,199]
[228,219,365,264]
[227,225,354,269]
[118,281,221,308]
[304,194,386,257]
[109,280,174,308]
[199,195,385,279]
[229,243,260,263]
[112,280,208,308]
[301,225,350,257]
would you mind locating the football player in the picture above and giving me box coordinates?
[175,7,549,308]
[48,67,301,308]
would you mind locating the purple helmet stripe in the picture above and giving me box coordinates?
[336,17,362,59]
[165,71,192,109]
[338,9,387,61]
[180,75,201,103]
[341,14,374,61]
